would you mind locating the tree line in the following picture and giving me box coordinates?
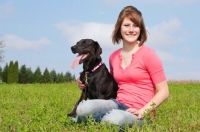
[0,61,76,84]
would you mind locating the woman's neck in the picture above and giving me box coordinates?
[122,41,140,53]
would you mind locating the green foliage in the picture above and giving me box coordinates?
[57,72,64,83]
[33,67,42,83]
[7,61,14,83]
[72,74,76,80]
[0,83,200,131]
[50,69,57,83]
[2,63,8,82]
[19,65,29,84]
[0,66,2,80]
[14,61,19,83]
[1,62,76,84]
[7,61,19,84]
[64,71,73,82]
[42,68,52,83]
[26,68,34,83]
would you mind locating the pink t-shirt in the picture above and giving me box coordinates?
[109,46,166,110]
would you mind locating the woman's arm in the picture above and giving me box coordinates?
[127,80,169,119]
[140,80,169,112]
[77,72,85,90]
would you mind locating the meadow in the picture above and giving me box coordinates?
[0,82,200,132]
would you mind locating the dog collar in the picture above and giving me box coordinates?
[92,62,104,72]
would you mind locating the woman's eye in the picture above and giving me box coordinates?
[134,23,139,27]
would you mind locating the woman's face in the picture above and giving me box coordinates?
[120,17,140,44]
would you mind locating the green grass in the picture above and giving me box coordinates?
[0,83,200,132]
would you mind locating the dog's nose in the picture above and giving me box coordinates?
[71,46,75,50]
[71,46,76,53]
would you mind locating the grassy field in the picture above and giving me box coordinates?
[0,82,200,132]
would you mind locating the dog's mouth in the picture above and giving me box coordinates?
[70,53,89,68]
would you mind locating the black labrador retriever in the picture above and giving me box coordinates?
[68,39,118,117]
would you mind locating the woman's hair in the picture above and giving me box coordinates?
[112,6,147,45]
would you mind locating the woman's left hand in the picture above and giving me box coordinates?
[126,108,145,120]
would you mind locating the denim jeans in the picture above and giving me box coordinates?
[75,99,143,127]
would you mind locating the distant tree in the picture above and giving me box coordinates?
[42,68,52,83]
[64,71,73,82]
[0,66,2,80]
[0,62,76,83]
[26,68,33,83]
[0,39,5,62]
[50,69,57,83]
[57,72,64,83]
[72,74,76,81]
[7,61,14,84]
[2,63,8,82]
[33,67,42,83]
[14,61,19,83]
[7,61,19,84]
[19,64,29,84]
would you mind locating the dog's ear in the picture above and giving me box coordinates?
[94,41,102,59]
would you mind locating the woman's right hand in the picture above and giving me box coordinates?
[77,77,85,90]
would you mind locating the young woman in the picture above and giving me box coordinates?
[75,5,169,128]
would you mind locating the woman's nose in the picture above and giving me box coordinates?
[129,26,134,32]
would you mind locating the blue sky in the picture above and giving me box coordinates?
[0,0,200,80]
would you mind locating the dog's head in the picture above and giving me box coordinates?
[70,39,102,69]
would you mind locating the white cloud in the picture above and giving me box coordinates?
[56,19,184,51]
[55,22,115,49]
[146,19,182,49]
[0,2,14,19]
[3,34,53,52]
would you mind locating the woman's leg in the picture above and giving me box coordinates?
[76,99,118,122]
[101,109,143,127]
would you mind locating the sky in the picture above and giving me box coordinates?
[0,0,200,81]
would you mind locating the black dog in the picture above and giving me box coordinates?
[68,39,118,117]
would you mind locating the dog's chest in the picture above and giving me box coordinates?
[80,72,99,98]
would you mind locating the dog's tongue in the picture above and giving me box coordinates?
[70,55,84,69]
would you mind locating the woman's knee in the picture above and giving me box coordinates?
[76,99,118,116]
[76,100,95,116]
[101,109,138,126]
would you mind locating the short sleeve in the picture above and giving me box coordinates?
[144,50,166,84]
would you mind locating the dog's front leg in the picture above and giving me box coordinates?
[67,89,87,117]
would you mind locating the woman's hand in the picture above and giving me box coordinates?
[77,74,85,90]
[126,108,145,120]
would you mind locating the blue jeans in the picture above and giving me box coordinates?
[75,99,143,127]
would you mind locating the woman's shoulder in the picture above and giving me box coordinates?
[110,48,121,58]
[140,46,161,63]
[138,45,157,56]
[138,45,159,60]
[140,45,154,53]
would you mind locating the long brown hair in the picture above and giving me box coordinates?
[112,6,147,45]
